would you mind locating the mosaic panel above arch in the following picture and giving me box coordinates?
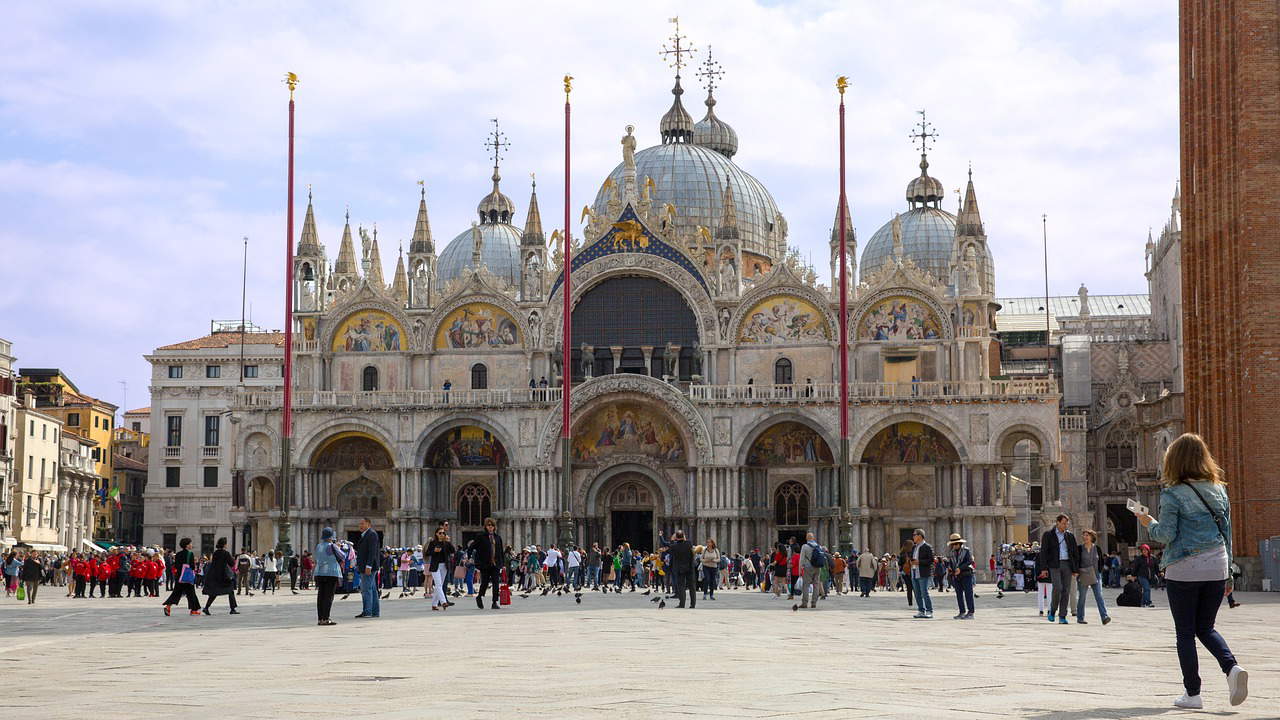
[738,295,830,344]
[312,434,394,470]
[331,310,405,352]
[434,302,521,349]
[572,401,685,465]
[426,425,509,468]
[857,295,944,341]
[746,421,833,466]
[860,421,959,464]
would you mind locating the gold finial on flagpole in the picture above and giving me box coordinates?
[836,75,849,96]
[284,72,299,100]
[563,74,573,101]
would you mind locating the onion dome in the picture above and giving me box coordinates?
[906,153,945,208]
[692,48,737,158]
[660,77,694,144]
[477,167,516,224]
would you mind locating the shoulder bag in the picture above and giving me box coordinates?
[1185,482,1230,548]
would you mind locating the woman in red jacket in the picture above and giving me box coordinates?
[94,557,111,598]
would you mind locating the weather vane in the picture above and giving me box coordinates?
[660,16,697,77]
[284,72,298,99]
[485,118,510,169]
[910,109,938,155]
[697,45,723,95]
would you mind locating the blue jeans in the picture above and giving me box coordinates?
[911,575,932,614]
[1139,576,1152,606]
[586,565,600,587]
[1076,579,1109,621]
[567,566,581,588]
[701,566,718,597]
[953,573,974,615]
[1166,579,1236,696]
[359,571,380,617]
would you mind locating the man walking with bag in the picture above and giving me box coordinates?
[472,517,504,609]
[355,518,381,618]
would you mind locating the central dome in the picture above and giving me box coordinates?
[592,143,782,260]
[437,222,522,288]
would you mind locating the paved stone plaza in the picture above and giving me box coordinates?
[3,584,1276,718]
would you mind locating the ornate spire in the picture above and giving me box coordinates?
[366,225,385,288]
[392,244,408,304]
[522,175,544,245]
[410,182,434,254]
[715,179,739,240]
[693,45,737,157]
[477,118,516,224]
[830,194,854,246]
[905,110,944,208]
[659,17,696,144]
[334,209,358,276]
[297,187,321,256]
[955,164,984,237]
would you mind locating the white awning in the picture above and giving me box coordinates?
[81,538,101,551]
[0,537,17,549]
[25,542,68,552]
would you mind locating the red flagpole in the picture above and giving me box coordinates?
[280,72,297,553]
[560,75,574,547]
[836,76,852,554]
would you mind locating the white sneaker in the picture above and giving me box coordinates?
[1227,665,1248,706]
[1173,693,1202,709]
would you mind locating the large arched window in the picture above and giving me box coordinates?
[458,483,492,526]
[774,481,809,526]
[571,276,699,381]
[471,363,488,390]
[362,366,378,392]
[774,358,793,385]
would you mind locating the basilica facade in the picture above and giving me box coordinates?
[226,58,1066,561]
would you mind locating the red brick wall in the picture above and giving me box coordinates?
[1181,0,1280,556]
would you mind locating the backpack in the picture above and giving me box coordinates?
[808,543,827,569]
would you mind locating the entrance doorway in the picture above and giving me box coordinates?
[899,527,915,549]
[777,529,804,548]
[611,510,653,550]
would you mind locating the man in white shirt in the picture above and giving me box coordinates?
[566,546,583,589]
[543,545,563,587]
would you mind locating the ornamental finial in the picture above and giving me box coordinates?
[836,75,850,96]
[284,71,298,99]
[563,74,573,100]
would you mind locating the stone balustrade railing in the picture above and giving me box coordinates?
[233,387,564,410]
[689,379,1057,403]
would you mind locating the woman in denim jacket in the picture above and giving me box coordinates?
[313,527,343,626]
[1138,433,1247,709]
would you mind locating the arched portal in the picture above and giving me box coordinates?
[861,421,960,549]
[571,276,699,381]
[744,421,831,545]
[311,433,395,543]
[595,471,663,551]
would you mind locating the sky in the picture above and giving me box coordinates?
[0,0,1178,417]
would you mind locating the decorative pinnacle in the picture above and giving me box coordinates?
[307,183,312,201]
[485,118,510,175]
[284,72,298,99]
[417,179,425,199]
[697,45,723,96]
[910,109,938,156]
[660,16,696,78]
[563,74,573,100]
[836,75,850,96]
[530,171,536,189]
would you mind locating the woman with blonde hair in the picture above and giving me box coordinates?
[699,539,721,600]
[1138,433,1247,709]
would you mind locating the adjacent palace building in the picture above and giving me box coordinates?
[150,50,1193,564]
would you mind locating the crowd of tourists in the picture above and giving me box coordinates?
[2,432,1253,709]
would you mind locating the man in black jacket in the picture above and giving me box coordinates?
[667,530,695,608]
[1037,513,1079,624]
[355,518,381,618]
[910,529,935,618]
[472,517,505,609]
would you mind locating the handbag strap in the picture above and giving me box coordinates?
[1185,482,1230,547]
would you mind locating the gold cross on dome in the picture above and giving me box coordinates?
[660,17,697,76]
[485,118,510,169]
[910,109,938,154]
[697,45,723,94]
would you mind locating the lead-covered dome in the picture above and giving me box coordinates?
[859,207,995,292]
[437,222,522,287]
[593,142,781,260]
